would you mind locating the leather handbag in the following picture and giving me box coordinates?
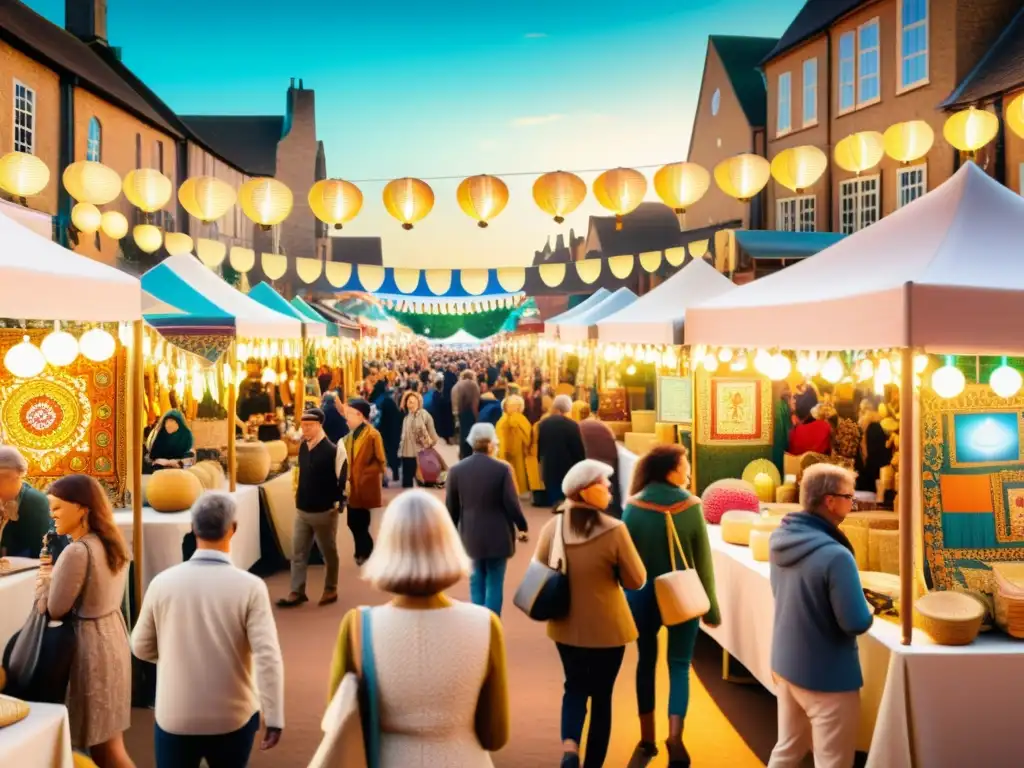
[654,513,710,626]
[416,447,444,486]
[513,514,570,621]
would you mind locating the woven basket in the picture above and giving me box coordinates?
[994,590,1024,638]
[868,529,899,574]
[0,693,30,727]
[915,591,984,646]
[843,512,900,530]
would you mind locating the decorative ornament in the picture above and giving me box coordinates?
[883,121,934,164]
[593,167,647,230]
[123,168,172,213]
[834,132,885,174]
[532,171,586,223]
[770,146,827,193]
[178,176,236,222]
[78,328,116,362]
[0,151,50,197]
[653,162,710,213]
[164,232,194,257]
[71,203,102,234]
[0,374,92,464]
[239,178,293,229]
[41,323,79,367]
[308,179,363,229]
[943,107,999,156]
[456,174,509,228]
[4,336,45,378]
[100,211,128,240]
[62,161,121,205]
[382,177,434,230]
[133,224,162,254]
[713,154,771,202]
[931,360,966,399]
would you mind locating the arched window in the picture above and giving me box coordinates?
[86,118,101,161]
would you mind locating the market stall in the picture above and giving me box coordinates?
[554,287,638,344]
[542,288,611,339]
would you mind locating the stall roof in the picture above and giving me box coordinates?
[0,209,141,322]
[558,288,638,343]
[543,288,612,338]
[248,282,326,337]
[597,259,736,345]
[735,230,847,260]
[687,162,1024,354]
[428,329,481,346]
[142,254,302,339]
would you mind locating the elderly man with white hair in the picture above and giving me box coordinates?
[0,445,52,559]
[446,422,528,616]
[537,394,587,506]
[132,493,285,768]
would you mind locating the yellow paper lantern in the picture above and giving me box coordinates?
[62,161,121,205]
[178,176,237,222]
[239,178,293,229]
[770,146,827,193]
[943,107,999,155]
[197,238,227,268]
[133,224,163,254]
[532,171,587,223]
[0,151,50,197]
[653,162,710,213]
[71,202,102,234]
[713,154,771,202]
[123,168,172,213]
[308,179,363,229]
[100,210,128,240]
[883,121,934,164]
[4,335,45,378]
[456,174,509,228]
[79,328,116,362]
[1008,93,1024,140]
[834,132,885,174]
[382,177,434,230]
[164,232,194,257]
[593,168,647,230]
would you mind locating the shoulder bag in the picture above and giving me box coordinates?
[308,606,380,768]
[654,512,710,626]
[513,514,570,621]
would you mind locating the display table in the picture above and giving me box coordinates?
[0,562,39,648]
[113,485,261,590]
[616,445,636,504]
[703,525,1024,767]
[258,471,298,559]
[0,701,74,768]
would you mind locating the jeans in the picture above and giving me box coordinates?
[401,456,418,488]
[469,557,508,616]
[347,507,374,560]
[154,712,260,768]
[556,643,625,768]
[628,582,700,717]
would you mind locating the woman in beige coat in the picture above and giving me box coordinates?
[398,390,439,488]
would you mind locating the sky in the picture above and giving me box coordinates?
[27,0,804,268]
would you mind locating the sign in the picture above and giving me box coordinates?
[656,375,692,425]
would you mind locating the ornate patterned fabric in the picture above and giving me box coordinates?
[154,331,232,364]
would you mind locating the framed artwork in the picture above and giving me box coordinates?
[699,376,771,446]
[656,375,692,425]
[948,411,1024,468]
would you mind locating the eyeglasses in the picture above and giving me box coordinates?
[829,493,855,501]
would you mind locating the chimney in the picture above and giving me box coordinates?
[299,79,304,89]
[65,0,107,44]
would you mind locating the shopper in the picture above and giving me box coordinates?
[342,399,386,565]
[398,390,439,489]
[537,395,587,506]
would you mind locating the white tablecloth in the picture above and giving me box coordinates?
[703,525,1024,767]
[0,564,39,649]
[113,485,261,590]
[0,701,73,768]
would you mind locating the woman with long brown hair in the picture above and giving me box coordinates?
[36,474,134,768]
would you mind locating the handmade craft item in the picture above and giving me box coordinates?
[236,441,272,485]
[914,591,984,646]
[701,478,759,525]
[147,468,203,513]
[720,510,760,546]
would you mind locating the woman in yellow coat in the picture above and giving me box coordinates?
[496,395,532,498]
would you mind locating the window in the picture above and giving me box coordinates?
[13,80,35,154]
[86,118,101,162]
[897,165,927,207]
[857,19,880,106]
[803,58,818,126]
[777,72,792,135]
[134,134,141,169]
[153,140,164,173]
[776,196,817,232]
[899,0,928,91]
[711,88,721,116]
[838,32,855,112]
[839,176,880,234]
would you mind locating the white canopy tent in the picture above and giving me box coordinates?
[428,329,481,346]
[0,208,141,321]
[557,287,638,343]
[543,288,612,338]
[597,259,736,345]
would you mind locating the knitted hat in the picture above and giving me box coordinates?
[347,398,371,420]
[302,407,325,424]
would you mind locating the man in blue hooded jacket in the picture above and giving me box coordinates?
[767,463,873,768]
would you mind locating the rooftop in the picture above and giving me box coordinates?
[180,116,285,177]
[942,6,1024,108]
[710,35,779,127]
[761,0,866,65]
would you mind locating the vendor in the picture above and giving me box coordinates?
[0,445,51,558]
[855,397,892,494]
[145,410,195,472]
[787,388,832,456]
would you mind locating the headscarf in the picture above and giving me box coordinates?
[145,410,193,461]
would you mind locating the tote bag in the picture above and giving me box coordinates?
[654,513,710,626]
[513,514,570,621]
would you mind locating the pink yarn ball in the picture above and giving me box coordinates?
[702,478,760,524]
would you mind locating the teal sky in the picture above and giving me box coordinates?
[27,0,804,267]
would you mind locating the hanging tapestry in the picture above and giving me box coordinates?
[153,331,233,364]
[699,376,772,446]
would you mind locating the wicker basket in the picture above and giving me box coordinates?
[992,564,1024,638]
[914,591,985,646]
[843,512,900,530]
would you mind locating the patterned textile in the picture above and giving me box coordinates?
[154,331,232,364]
[833,417,861,459]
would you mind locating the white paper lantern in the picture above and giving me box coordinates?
[768,353,792,381]
[41,323,79,367]
[702,353,719,372]
[4,335,45,378]
[990,363,1023,399]
[79,328,116,362]
[820,355,845,384]
[931,364,966,399]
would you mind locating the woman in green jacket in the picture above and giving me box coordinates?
[623,444,720,768]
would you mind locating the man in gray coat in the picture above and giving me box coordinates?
[446,423,528,617]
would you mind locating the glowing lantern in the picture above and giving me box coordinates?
[4,335,45,378]
[197,238,227,268]
[820,355,845,384]
[100,211,128,240]
[123,169,172,213]
[943,107,999,156]
[456,174,509,228]
[593,168,647,230]
[164,232,194,257]
[883,121,934,164]
[990,358,1022,399]
[71,203,102,234]
[178,176,236,222]
[857,358,874,381]
[62,161,121,205]
[717,347,734,363]
[533,171,586,223]
[770,146,827,193]
[653,162,710,213]
[382,177,434,230]
[1008,93,1024,140]
[0,151,50,197]
[79,328,116,362]
[713,154,771,202]
[768,353,792,381]
[702,353,719,373]
[41,322,79,367]
[309,179,363,229]
[239,178,293,229]
[834,132,884,174]
[133,224,163,254]
[931,360,965,399]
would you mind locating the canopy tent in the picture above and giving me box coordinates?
[247,282,326,338]
[597,259,736,345]
[501,297,540,334]
[688,162,1024,354]
[142,291,185,316]
[0,208,141,322]
[428,329,482,346]
[329,294,401,335]
[289,295,338,338]
[734,230,847,260]
[543,288,612,338]
[305,300,363,340]
[556,287,638,343]
[142,254,302,339]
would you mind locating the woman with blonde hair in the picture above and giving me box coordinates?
[398,389,439,488]
[496,394,532,497]
[328,490,510,766]
[36,474,133,768]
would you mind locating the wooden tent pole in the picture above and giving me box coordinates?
[228,341,238,492]
[899,281,915,646]
[295,326,308,429]
[130,320,145,619]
